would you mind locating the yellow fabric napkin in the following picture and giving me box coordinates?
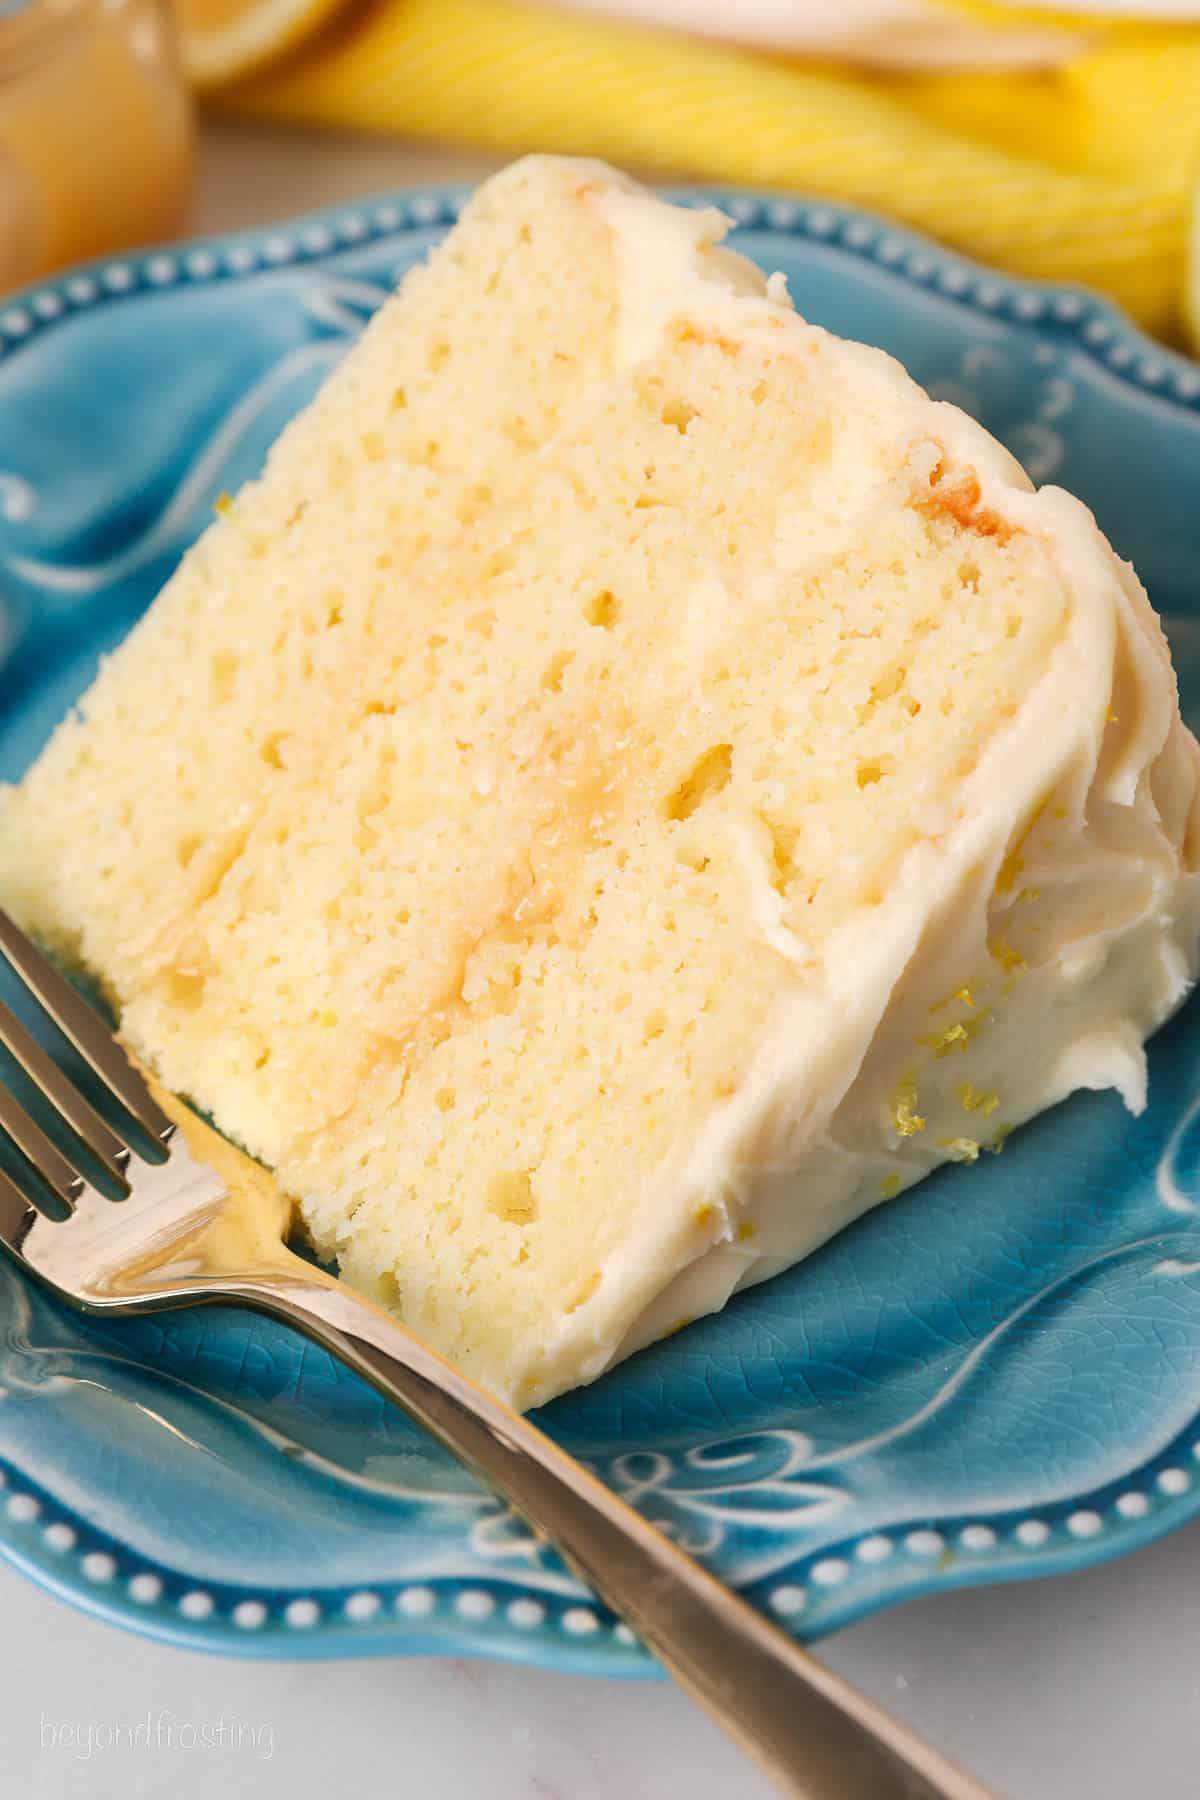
[218,0,1200,343]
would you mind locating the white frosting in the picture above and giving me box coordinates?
[516,186,1200,1399]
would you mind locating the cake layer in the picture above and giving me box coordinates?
[4,158,1199,1407]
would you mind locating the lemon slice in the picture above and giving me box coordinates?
[175,0,348,89]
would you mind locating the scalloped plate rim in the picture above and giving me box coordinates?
[1,183,1199,1669]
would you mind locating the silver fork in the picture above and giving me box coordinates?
[0,904,996,1800]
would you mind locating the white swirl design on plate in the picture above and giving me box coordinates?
[1156,1093,1200,1214]
[0,472,34,522]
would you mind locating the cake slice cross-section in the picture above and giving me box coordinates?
[4,156,1199,1408]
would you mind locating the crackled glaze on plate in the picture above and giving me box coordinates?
[1,189,1200,1670]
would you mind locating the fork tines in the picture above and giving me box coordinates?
[0,908,174,1213]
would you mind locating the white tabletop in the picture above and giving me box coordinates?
[9,121,1198,1800]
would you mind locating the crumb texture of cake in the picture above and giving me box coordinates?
[4,156,1200,1408]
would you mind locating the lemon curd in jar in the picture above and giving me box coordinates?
[0,0,193,292]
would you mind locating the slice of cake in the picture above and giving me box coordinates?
[4,157,1199,1409]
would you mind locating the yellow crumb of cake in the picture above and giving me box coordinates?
[695,1202,715,1226]
[214,491,233,515]
[737,1221,756,1241]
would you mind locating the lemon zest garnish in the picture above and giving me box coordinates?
[919,1021,970,1056]
[881,1173,902,1199]
[214,491,233,515]
[958,1082,1000,1117]
[985,1125,1012,1154]
[996,800,1048,893]
[988,936,1026,975]
[694,1203,715,1227]
[929,984,977,1014]
[891,1074,926,1137]
[995,849,1024,894]
[737,1221,756,1242]
[665,1316,694,1338]
[936,1135,980,1163]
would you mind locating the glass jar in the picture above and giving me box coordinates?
[0,0,194,293]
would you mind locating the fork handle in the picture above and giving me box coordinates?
[234,1270,995,1800]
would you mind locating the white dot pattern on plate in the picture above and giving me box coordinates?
[455,1589,494,1622]
[285,1599,320,1628]
[103,264,133,292]
[1067,1509,1103,1538]
[43,1523,76,1553]
[33,292,62,317]
[959,1524,996,1552]
[855,1535,893,1564]
[1016,1520,1050,1547]
[179,1591,214,1620]
[263,236,294,265]
[6,1492,39,1522]
[1013,293,1044,320]
[129,1573,162,1604]
[769,1585,807,1616]
[396,1585,436,1618]
[507,1598,546,1630]
[82,1552,116,1582]
[613,1622,638,1646]
[233,1600,267,1629]
[146,257,176,285]
[186,251,217,278]
[2,310,31,337]
[904,1530,944,1557]
[561,1607,600,1636]
[1116,1491,1150,1519]
[811,1558,849,1587]
[66,277,96,303]
[1158,1467,1190,1496]
[345,1591,381,1622]
[226,246,255,273]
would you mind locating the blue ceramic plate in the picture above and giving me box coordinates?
[2,189,1200,1672]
